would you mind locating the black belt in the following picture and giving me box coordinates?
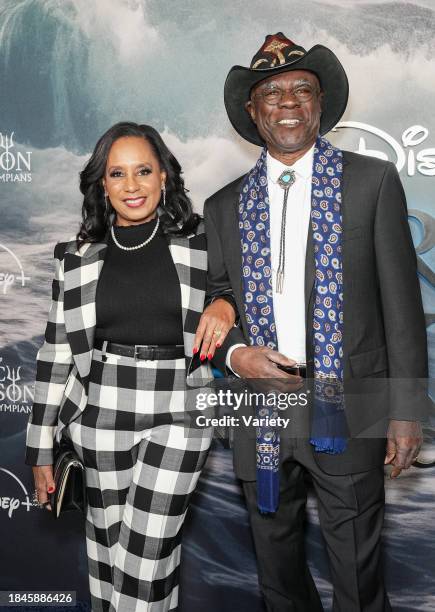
[94,339,185,360]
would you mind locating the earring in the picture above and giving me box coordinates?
[104,193,109,214]
[161,184,166,208]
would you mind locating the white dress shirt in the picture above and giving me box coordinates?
[227,145,314,373]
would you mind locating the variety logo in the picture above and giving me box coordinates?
[0,467,34,518]
[0,243,31,295]
[335,122,435,176]
[0,357,34,415]
[0,132,32,182]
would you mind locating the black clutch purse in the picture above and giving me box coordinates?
[50,438,86,519]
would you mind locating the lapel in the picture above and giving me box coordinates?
[230,181,249,337]
[63,235,108,384]
[167,233,207,361]
[62,226,201,384]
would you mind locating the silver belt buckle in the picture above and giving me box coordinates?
[134,344,158,360]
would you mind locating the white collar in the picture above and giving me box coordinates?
[267,144,314,183]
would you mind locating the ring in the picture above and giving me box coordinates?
[213,329,222,337]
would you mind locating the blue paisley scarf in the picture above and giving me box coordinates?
[239,136,347,513]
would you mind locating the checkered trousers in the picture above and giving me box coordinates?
[64,346,212,612]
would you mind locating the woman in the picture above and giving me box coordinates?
[25,122,236,611]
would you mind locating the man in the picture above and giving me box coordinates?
[205,33,428,612]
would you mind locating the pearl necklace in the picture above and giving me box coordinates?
[111,217,160,251]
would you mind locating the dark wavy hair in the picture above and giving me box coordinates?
[76,122,200,246]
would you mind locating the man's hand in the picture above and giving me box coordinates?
[231,346,303,391]
[384,420,423,478]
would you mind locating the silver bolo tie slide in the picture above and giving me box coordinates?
[276,169,296,294]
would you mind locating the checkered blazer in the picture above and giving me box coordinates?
[25,222,213,466]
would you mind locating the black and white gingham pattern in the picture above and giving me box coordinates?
[26,224,213,466]
[65,347,212,611]
[25,242,74,465]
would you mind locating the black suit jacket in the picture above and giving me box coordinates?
[204,150,429,479]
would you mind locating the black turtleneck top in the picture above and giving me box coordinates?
[95,218,184,345]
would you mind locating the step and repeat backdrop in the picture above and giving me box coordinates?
[0,1,434,610]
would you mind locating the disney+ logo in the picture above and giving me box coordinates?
[336,122,435,176]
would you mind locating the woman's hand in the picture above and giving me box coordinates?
[194,298,236,361]
[32,465,55,511]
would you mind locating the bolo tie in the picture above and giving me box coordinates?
[276,169,296,293]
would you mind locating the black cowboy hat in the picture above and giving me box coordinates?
[224,33,349,146]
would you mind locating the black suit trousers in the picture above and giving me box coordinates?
[242,437,392,612]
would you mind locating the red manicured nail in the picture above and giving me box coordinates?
[207,353,213,360]
[216,342,221,348]
[192,347,198,354]
[200,354,206,361]
[47,486,55,493]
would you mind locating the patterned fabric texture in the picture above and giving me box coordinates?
[64,347,212,611]
[239,146,277,349]
[310,138,347,453]
[25,223,215,610]
[238,146,281,513]
[26,224,214,467]
[238,137,347,513]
